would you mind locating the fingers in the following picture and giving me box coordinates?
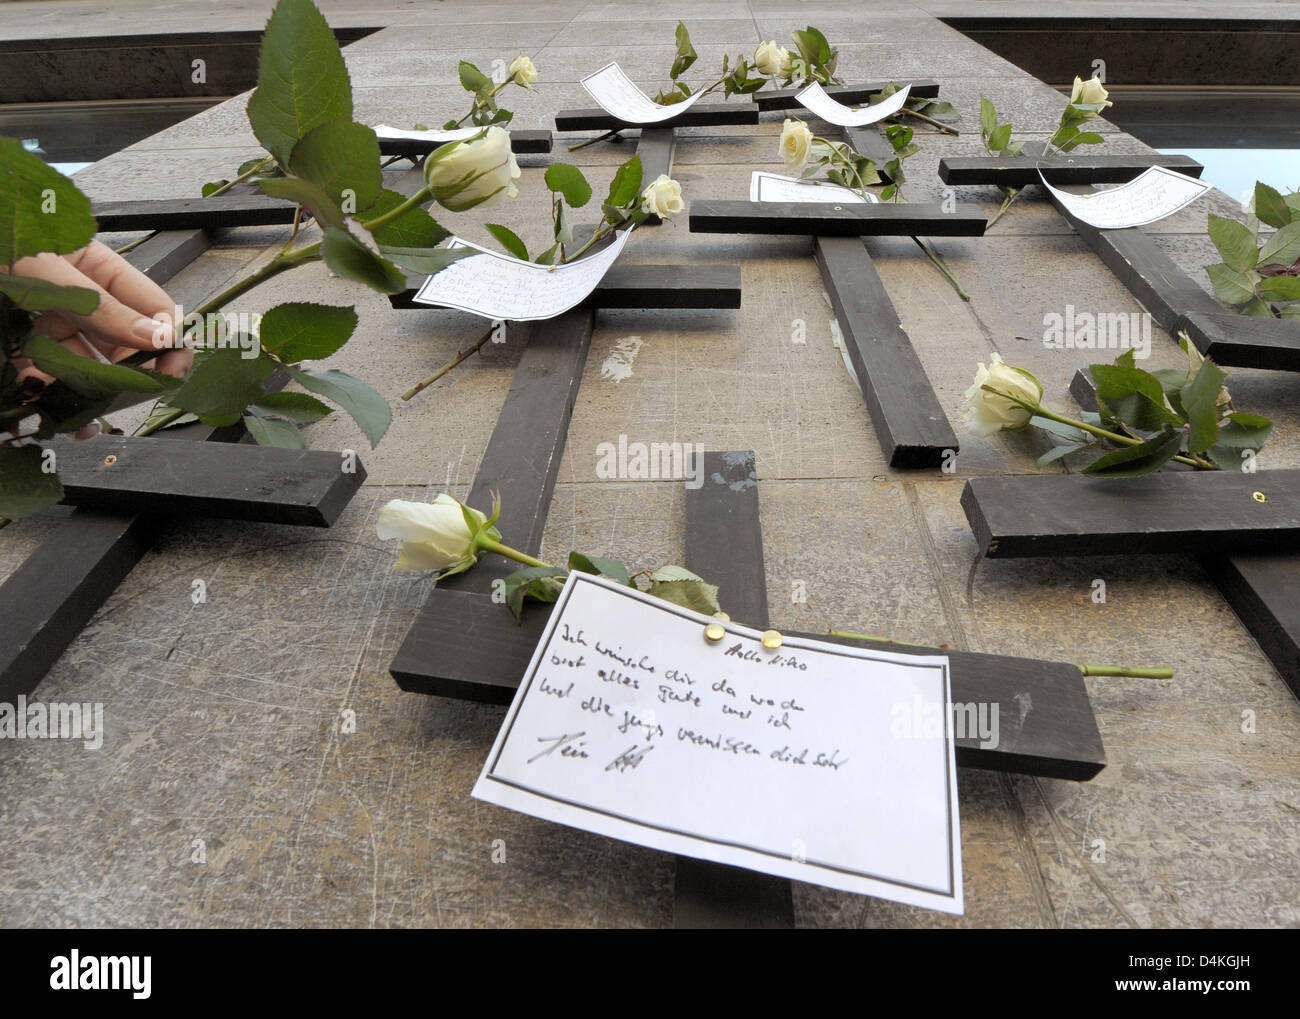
[11,244,177,354]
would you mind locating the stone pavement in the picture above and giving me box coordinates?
[1,0,1298,928]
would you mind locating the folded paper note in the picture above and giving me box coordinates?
[412,229,634,321]
[580,61,708,124]
[1038,165,1213,229]
[795,81,912,127]
[750,170,878,204]
[372,124,483,143]
[473,572,964,914]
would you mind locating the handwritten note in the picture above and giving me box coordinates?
[372,124,482,143]
[750,170,878,204]
[581,61,707,124]
[1039,165,1213,229]
[795,82,912,127]
[412,229,634,321]
[473,573,963,913]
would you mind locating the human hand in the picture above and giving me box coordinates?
[9,240,192,437]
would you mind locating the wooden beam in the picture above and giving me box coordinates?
[377,129,552,158]
[94,194,299,232]
[938,153,1204,188]
[753,80,940,112]
[961,471,1300,559]
[1176,310,1300,372]
[555,104,758,132]
[814,236,958,468]
[389,263,742,310]
[689,199,987,237]
[635,127,675,226]
[53,435,364,526]
[388,309,595,699]
[672,450,795,929]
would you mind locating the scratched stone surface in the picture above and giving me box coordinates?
[1,0,1299,929]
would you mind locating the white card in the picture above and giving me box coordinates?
[580,61,707,124]
[1038,165,1214,229]
[372,124,483,143]
[795,81,912,127]
[473,572,964,914]
[412,229,634,322]
[750,170,878,204]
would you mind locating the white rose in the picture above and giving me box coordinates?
[1068,75,1112,117]
[423,126,521,212]
[640,174,685,218]
[779,118,813,169]
[961,353,1044,437]
[753,40,792,77]
[508,55,538,88]
[377,494,488,573]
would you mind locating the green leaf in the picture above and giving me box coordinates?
[1282,304,1300,319]
[24,333,171,397]
[288,366,390,447]
[243,412,306,448]
[647,565,703,584]
[544,163,592,208]
[648,578,721,615]
[1259,275,1300,302]
[1029,415,1088,442]
[0,138,97,263]
[670,21,697,79]
[458,60,491,93]
[167,348,275,426]
[1205,262,1259,306]
[140,405,198,432]
[1090,363,1180,431]
[251,390,333,422]
[1241,296,1276,317]
[988,123,1011,152]
[1037,442,1088,467]
[501,565,568,620]
[258,301,357,362]
[1005,140,1025,157]
[288,120,382,214]
[377,243,472,276]
[1216,411,1272,449]
[0,273,97,314]
[245,0,353,167]
[606,156,643,208]
[259,174,345,229]
[363,190,449,249]
[0,444,63,520]
[1180,357,1228,453]
[321,224,407,293]
[201,180,230,197]
[979,96,997,137]
[1258,220,1300,268]
[533,242,559,266]
[567,552,630,586]
[484,223,529,261]
[1206,214,1259,272]
[1071,131,1105,146]
[1081,427,1182,478]
[1253,182,1293,229]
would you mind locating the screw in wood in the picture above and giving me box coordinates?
[103,455,118,466]
[1253,491,1267,503]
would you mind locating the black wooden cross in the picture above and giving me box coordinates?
[939,148,1300,370]
[0,206,368,702]
[688,197,985,467]
[961,371,1300,700]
